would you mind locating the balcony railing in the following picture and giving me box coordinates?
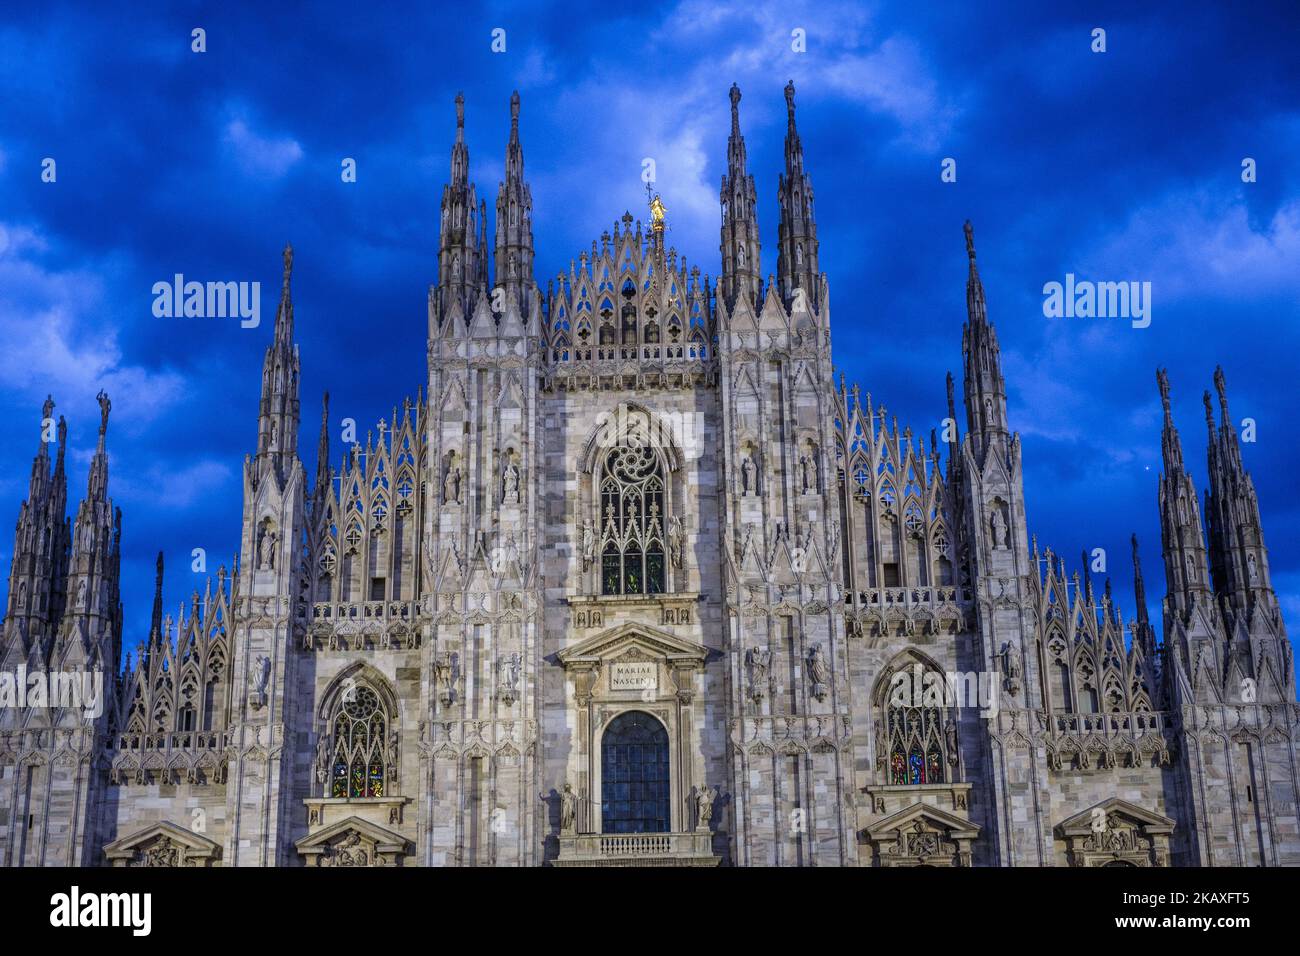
[311,601,420,622]
[553,830,719,867]
[850,586,972,608]
[115,730,228,753]
[1051,712,1164,737]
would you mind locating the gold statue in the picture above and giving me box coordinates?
[649,193,667,231]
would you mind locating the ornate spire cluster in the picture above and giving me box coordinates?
[2,392,122,678]
[434,92,536,331]
[542,212,712,384]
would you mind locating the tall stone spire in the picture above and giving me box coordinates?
[61,390,122,666]
[1131,533,1158,660]
[494,90,535,319]
[149,551,164,641]
[3,397,70,652]
[255,244,302,485]
[944,371,961,479]
[960,222,1008,456]
[311,391,333,523]
[87,389,112,503]
[776,81,819,313]
[1203,366,1275,618]
[438,92,483,320]
[1155,368,1211,620]
[719,83,761,311]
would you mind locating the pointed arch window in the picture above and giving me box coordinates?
[887,703,946,785]
[881,662,951,786]
[599,441,666,596]
[329,685,388,799]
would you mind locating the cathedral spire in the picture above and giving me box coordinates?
[719,83,761,311]
[86,389,112,503]
[1131,531,1161,656]
[314,391,331,506]
[1154,368,1211,620]
[494,90,535,320]
[438,92,483,322]
[960,222,1008,454]
[777,80,820,313]
[255,244,301,483]
[149,551,164,641]
[62,390,122,662]
[1202,365,1274,615]
[3,397,71,649]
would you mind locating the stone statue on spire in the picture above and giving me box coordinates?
[96,390,111,435]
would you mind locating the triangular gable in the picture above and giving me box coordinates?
[1056,798,1175,838]
[104,820,221,865]
[294,814,411,854]
[867,802,980,842]
[558,622,708,667]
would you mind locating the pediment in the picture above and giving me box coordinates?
[294,814,411,854]
[867,802,980,842]
[1057,798,1174,838]
[557,622,708,668]
[295,815,412,867]
[104,820,221,866]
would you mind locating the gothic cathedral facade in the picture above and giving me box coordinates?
[2,84,1297,868]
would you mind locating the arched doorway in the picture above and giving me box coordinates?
[601,710,670,834]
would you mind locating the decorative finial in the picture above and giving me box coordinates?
[1156,367,1171,415]
[1203,390,1215,431]
[455,92,465,129]
[96,390,111,436]
[784,80,796,116]
[1213,365,1229,422]
[963,220,976,262]
[510,90,520,128]
[729,83,741,133]
[282,243,294,289]
[42,394,54,422]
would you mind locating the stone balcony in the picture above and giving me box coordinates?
[552,829,720,867]
[310,600,421,623]
[305,601,424,651]
[1044,711,1172,772]
[846,586,973,639]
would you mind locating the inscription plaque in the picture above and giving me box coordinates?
[610,661,657,693]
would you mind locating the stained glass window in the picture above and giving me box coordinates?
[598,438,666,596]
[886,697,946,786]
[329,685,388,799]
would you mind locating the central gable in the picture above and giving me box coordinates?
[557,621,708,669]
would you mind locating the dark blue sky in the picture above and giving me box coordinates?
[1,1,1297,650]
